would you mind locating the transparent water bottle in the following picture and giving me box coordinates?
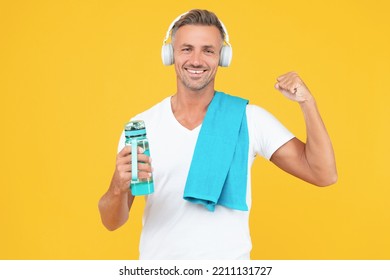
[124,120,154,196]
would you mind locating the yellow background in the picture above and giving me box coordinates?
[1,0,389,259]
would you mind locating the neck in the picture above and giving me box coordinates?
[171,87,215,130]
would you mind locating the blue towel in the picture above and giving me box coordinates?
[183,91,249,211]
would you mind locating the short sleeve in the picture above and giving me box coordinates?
[246,105,295,160]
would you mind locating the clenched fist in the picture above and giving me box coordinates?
[275,72,313,103]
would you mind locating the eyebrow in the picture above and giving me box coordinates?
[179,43,217,49]
[180,43,193,48]
[203,45,216,49]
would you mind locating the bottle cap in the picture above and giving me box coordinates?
[124,120,146,137]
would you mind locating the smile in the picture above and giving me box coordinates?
[185,68,207,74]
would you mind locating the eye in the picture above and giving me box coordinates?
[204,49,215,55]
[182,48,191,53]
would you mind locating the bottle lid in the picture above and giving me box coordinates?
[124,120,146,137]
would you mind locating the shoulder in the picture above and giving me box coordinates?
[246,104,280,124]
[245,104,295,159]
[133,96,171,122]
[117,97,171,153]
[245,103,291,134]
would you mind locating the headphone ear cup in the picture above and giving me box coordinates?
[219,45,232,67]
[161,44,174,66]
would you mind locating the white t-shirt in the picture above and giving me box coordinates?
[117,96,294,259]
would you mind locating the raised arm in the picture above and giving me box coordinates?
[270,72,337,186]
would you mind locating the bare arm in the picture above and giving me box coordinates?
[271,72,337,186]
[98,146,152,230]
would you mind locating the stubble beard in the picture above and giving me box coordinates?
[181,77,210,91]
[178,67,215,92]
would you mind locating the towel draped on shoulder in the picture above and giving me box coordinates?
[183,91,249,211]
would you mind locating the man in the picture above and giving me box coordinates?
[98,9,337,259]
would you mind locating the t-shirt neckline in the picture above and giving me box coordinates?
[166,96,202,133]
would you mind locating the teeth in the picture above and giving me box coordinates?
[187,69,204,74]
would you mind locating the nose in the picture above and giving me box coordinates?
[188,50,202,66]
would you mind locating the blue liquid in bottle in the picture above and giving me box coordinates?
[124,120,154,196]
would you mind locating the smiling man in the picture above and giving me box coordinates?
[174,24,220,91]
[98,9,337,260]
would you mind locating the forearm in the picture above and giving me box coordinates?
[98,176,134,231]
[300,97,337,186]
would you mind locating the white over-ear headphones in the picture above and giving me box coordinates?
[161,12,233,67]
